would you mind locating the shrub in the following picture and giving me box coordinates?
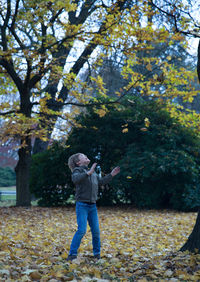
[115,144,200,210]
[31,97,200,210]
[67,98,200,210]
[30,143,73,206]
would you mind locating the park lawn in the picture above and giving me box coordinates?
[0,206,199,281]
[0,187,38,206]
[0,195,16,201]
[0,186,16,204]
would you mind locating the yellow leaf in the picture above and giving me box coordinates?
[122,123,128,128]
[30,271,42,280]
[98,109,107,117]
[146,63,152,71]
[122,128,128,133]
[61,252,68,259]
[144,117,150,127]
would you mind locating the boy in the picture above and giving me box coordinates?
[67,153,120,261]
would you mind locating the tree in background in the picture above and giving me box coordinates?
[82,38,197,103]
[0,0,199,206]
[78,0,200,129]
[149,0,200,255]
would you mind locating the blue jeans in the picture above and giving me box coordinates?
[69,201,101,256]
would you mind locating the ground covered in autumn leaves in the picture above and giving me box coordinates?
[0,206,200,281]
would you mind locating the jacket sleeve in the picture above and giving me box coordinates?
[72,168,88,184]
[98,173,112,186]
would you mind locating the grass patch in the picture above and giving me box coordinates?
[0,186,16,191]
[0,187,38,206]
[0,195,16,201]
[0,186,16,203]
[0,200,38,207]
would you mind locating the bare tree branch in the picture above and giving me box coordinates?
[0,59,23,93]
[11,0,20,29]
[50,8,64,24]
[58,0,129,102]
[0,110,18,116]
[4,0,11,27]
[150,0,200,38]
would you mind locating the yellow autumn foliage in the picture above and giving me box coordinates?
[0,207,199,281]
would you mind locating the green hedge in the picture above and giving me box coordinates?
[115,144,200,210]
[0,167,16,187]
[30,144,73,206]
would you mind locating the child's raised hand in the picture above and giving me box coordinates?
[111,166,120,177]
[87,163,97,175]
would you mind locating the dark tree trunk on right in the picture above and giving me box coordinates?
[197,40,200,83]
[180,39,200,253]
[180,210,200,253]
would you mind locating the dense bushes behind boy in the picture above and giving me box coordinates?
[30,98,200,210]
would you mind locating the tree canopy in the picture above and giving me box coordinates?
[0,0,199,206]
[0,0,199,144]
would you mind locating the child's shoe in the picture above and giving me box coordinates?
[94,254,101,259]
[66,255,77,261]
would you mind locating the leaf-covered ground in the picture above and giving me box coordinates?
[0,206,199,281]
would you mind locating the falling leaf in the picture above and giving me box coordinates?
[122,128,128,133]
[146,63,152,71]
[144,117,150,127]
[140,127,148,131]
[97,109,107,117]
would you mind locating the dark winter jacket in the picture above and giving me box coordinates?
[72,165,112,203]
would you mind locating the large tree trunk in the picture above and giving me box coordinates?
[15,137,32,207]
[197,39,200,83]
[180,210,200,253]
[33,138,50,154]
[180,40,200,254]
